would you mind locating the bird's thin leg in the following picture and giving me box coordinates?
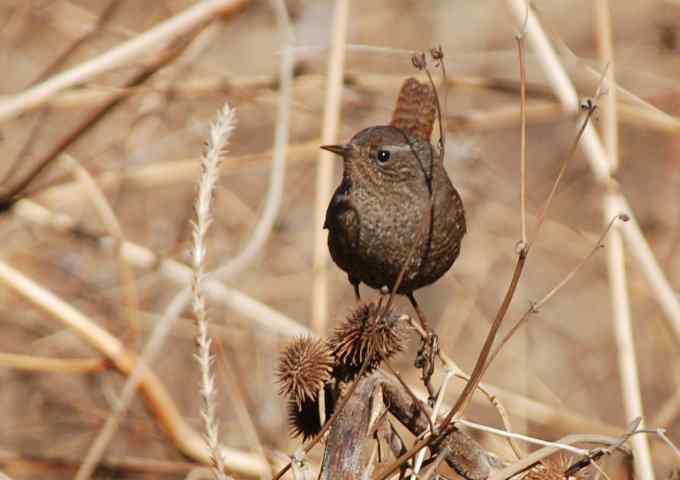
[350,275,361,301]
[408,292,439,404]
[406,292,429,331]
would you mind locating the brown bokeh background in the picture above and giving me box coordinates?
[0,1,679,478]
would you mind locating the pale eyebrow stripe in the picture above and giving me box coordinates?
[384,145,412,152]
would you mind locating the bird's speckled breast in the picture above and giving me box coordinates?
[326,166,465,293]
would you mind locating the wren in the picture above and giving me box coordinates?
[321,78,466,312]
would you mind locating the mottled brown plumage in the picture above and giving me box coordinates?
[321,78,466,299]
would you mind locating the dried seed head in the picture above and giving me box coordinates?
[277,337,333,408]
[430,46,444,62]
[287,398,321,440]
[329,302,407,379]
[411,52,427,70]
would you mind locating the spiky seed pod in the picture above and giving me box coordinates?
[276,337,334,408]
[329,301,407,379]
[287,385,336,440]
[287,398,321,440]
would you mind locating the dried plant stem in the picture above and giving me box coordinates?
[456,419,588,456]
[0,261,268,478]
[605,196,654,480]
[614,194,680,347]
[191,104,237,480]
[652,387,680,427]
[486,214,626,368]
[14,199,308,338]
[0,0,252,122]
[0,31,200,211]
[506,0,680,347]
[10,200,635,438]
[312,0,349,333]
[35,142,317,208]
[31,72,680,134]
[211,0,293,281]
[443,252,526,422]
[594,2,654,478]
[6,0,122,179]
[516,34,528,246]
[407,318,522,456]
[272,356,371,480]
[506,0,610,180]
[0,352,106,374]
[65,155,141,346]
[74,289,193,480]
[488,433,630,480]
[530,106,596,248]
[595,0,619,172]
[0,449,197,476]
[515,31,529,441]
[410,369,455,478]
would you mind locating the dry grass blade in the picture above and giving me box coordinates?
[595,1,655,478]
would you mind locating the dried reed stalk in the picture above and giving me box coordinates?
[0,353,106,374]
[0,261,268,478]
[312,0,349,333]
[504,1,658,477]
[0,0,252,121]
[65,154,141,346]
[506,0,680,349]
[211,0,294,281]
[13,197,631,440]
[596,2,654,478]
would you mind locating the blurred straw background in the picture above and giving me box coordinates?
[0,0,679,479]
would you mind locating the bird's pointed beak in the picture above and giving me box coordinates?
[320,144,352,156]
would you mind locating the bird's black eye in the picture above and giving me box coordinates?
[377,150,391,163]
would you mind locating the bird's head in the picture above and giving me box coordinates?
[321,126,434,190]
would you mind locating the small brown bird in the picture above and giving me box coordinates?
[322,78,466,313]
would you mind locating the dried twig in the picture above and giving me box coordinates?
[65,154,141,346]
[0,32,200,212]
[486,213,628,368]
[0,261,268,477]
[211,0,293,282]
[0,353,107,374]
[595,2,655,478]
[489,433,631,480]
[516,27,528,246]
[0,0,252,122]
[506,0,680,348]
[311,0,349,333]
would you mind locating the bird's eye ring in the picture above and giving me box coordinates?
[377,150,391,163]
